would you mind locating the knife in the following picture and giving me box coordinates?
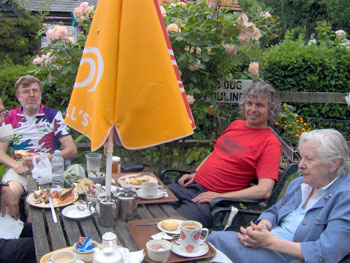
[136,222,159,226]
[49,197,57,224]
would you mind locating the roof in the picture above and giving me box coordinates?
[15,0,98,13]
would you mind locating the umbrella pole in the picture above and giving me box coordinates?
[105,132,113,201]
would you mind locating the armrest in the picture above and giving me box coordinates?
[210,197,266,211]
[159,168,195,185]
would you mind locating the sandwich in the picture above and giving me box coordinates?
[59,187,74,200]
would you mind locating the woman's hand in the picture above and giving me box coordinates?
[238,221,274,249]
[178,173,195,187]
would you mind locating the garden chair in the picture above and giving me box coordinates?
[159,162,299,231]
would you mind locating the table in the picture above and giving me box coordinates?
[27,174,211,263]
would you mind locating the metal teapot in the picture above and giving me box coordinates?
[113,186,138,221]
[96,195,119,227]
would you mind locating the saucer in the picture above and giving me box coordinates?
[62,204,95,220]
[171,241,209,258]
[136,189,164,200]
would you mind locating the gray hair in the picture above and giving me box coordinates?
[238,81,281,124]
[14,75,42,93]
[298,129,350,177]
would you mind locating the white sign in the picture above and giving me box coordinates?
[216,79,252,103]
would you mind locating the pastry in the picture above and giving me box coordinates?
[161,219,179,231]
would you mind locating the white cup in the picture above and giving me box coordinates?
[146,239,171,262]
[85,153,102,174]
[179,220,209,253]
[51,251,76,263]
[141,182,164,197]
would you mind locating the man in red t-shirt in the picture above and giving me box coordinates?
[168,82,282,227]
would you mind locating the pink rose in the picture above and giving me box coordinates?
[188,64,199,71]
[237,13,249,26]
[73,7,83,18]
[167,23,181,33]
[160,5,166,16]
[186,95,195,105]
[249,62,259,76]
[54,26,68,40]
[32,56,43,65]
[46,28,55,43]
[223,43,237,55]
[79,2,89,13]
[239,32,250,45]
[251,28,262,40]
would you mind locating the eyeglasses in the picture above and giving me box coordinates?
[19,89,41,96]
[0,110,8,118]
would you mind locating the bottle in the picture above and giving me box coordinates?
[51,150,65,188]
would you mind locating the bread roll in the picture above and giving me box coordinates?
[161,220,179,231]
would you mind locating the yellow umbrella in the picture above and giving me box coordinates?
[65,0,195,198]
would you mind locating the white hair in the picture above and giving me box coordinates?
[298,129,350,177]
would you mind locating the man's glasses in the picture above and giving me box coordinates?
[20,89,41,96]
[0,110,8,118]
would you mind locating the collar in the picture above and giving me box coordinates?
[17,104,44,117]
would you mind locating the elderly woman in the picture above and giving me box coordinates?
[208,129,350,263]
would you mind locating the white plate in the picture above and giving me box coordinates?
[157,219,184,235]
[171,241,209,258]
[118,174,158,188]
[62,204,95,220]
[26,188,78,208]
[136,189,164,200]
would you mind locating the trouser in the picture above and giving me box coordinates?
[0,222,36,263]
[167,183,212,227]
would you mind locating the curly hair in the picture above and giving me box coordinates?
[238,81,280,125]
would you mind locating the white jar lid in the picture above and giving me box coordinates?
[112,156,120,162]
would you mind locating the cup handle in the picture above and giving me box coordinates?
[200,228,209,243]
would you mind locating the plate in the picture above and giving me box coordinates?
[136,189,164,200]
[62,204,95,220]
[157,219,184,235]
[171,241,209,258]
[26,188,78,208]
[118,174,158,188]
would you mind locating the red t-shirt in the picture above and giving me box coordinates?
[194,120,282,193]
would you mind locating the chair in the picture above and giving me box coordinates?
[159,163,299,231]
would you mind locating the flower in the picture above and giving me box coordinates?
[167,23,181,33]
[237,14,249,26]
[160,5,167,16]
[238,32,250,45]
[335,30,346,40]
[223,43,237,55]
[184,46,190,52]
[188,63,199,71]
[206,0,217,9]
[208,105,216,115]
[249,62,259,76]
[260,11,272,18]
[196,47,201,55]
[186,95,195,105]
[46,25,69,43]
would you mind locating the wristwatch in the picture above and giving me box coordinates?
[0,182,9,190]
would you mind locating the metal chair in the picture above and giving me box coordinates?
[160,163,299,231]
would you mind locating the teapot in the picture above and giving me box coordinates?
[93,232,122,263]
[114,186,138,221]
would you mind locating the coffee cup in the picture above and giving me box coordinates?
[141,182,164,197]
[51,251,76,263]
[179,220,209,253]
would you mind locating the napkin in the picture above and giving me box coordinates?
[119,248,144,263]
[0,214,24,239]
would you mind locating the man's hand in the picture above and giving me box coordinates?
[22,156,35,170]
[1,186,19,220]
[178,173,196,187]
[13,162,29,175]
[192,191,222,203]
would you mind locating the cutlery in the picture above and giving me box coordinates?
[49,197,57,224]
[136,222,159,226]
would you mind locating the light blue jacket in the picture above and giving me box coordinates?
[259,174,350,263]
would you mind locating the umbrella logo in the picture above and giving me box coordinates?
[73,47,104,92]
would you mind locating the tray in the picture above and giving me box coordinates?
[127,218,216,262]
[114,173,178,204]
